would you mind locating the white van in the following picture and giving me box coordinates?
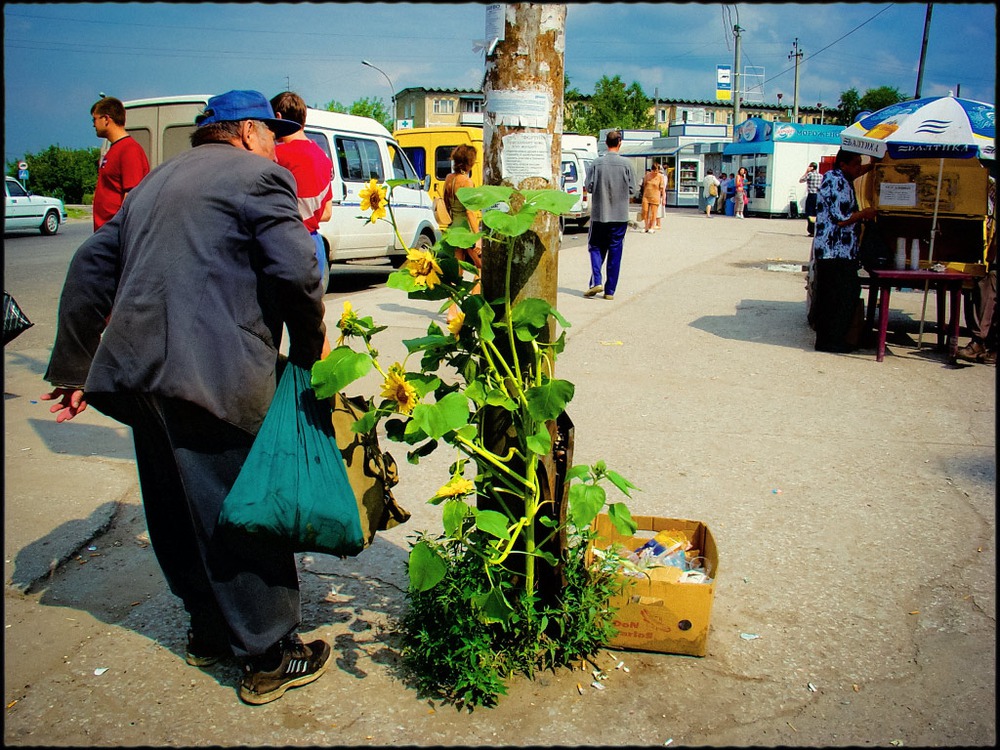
[117,95,439,268]
[559,150,591,232]
[558,133,598,232]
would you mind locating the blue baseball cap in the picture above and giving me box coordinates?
[195,90,300,137]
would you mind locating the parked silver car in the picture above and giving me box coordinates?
[5,176,67,235]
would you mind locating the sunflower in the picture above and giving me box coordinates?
[446,307,465,336]
[359,179,387,224]
[403,247,443,289]
[336,300,361,345]
[434,476,475,500]
[380,363,418,415]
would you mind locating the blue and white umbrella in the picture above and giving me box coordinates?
[841,95,995,161]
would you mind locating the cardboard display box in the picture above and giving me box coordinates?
[588,514,719,657]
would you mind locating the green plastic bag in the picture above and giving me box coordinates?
[219,362,366,556]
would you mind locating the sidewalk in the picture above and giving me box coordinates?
[4,209,995,746]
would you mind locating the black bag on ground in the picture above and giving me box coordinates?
[3,291,33,345]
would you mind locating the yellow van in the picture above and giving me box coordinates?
[393,126,484,202]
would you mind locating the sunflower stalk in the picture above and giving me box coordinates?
[310,177,640,707]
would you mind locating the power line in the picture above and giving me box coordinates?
[757,3,897,88]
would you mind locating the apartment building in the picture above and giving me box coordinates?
[394,87,827,137]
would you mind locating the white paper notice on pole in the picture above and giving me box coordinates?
[879,182,918,207]
[500,133,553,184]
[485,4,505,42]
[487,90,551,128]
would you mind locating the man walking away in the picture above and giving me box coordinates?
[800,161,822,237]
[90,96,150,231]
[583,130,636,300]
[43,90,333,706]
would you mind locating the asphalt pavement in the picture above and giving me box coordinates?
[3,206,995,746]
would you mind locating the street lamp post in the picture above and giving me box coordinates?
[362,59,395,127]
[817,102,825,125]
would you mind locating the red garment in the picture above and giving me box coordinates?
[93,136,149,230]
[275,139,333,233]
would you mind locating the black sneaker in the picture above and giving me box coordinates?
[239,634,332,705]
[185,629,230,667]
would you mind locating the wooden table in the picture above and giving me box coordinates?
[865,269,973,362]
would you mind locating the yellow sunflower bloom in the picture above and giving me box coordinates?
[336,300,361,345]
[404,247,443,289]
[380,363,418,415]
[359,179,387,224]
[434,476,475,500]
[447,307,465,336]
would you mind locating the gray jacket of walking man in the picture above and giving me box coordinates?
[586,146,635,223]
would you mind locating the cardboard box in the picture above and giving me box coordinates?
[588,514,718,657]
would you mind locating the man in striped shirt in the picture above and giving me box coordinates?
[800,161,822,237]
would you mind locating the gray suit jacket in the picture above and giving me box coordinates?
[45,142,327,434]
[585,151,636,223]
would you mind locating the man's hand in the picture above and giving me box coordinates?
[40,388,89,423]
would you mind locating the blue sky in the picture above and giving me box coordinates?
[3,2,996,165]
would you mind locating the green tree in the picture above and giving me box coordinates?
[6,146,100,204]
[563,74,590,134]
[578,75,655,134]
[835,87,862,125]
[859,86,905,114]
[325,96,393,132]
[835,85,905,125]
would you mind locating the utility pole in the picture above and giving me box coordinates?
[915,3,933,98]
[789,38,803,123]
[732,24,742,139]
[482,3,569,594]
[482,3,564,317]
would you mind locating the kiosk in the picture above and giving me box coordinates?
[724,118,843,217]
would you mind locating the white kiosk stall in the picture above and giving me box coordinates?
[723,118,843,217]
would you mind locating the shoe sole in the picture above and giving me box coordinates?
[186,652,221,667]
[238,648,332,705]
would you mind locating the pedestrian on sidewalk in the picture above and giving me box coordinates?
[655,162,666,231]
[41,90,334,706]
[734,167,749,219]
[702,169,720,217]
[583,130,636,301]
[715,172,729,214]
[90,96,149,231]
[641,161,664,232]
[799,161,822,236]
[811,148,878,353]
[957,176,996,363]
[270,91,334,292]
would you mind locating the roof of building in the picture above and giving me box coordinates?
[396,87,821,112]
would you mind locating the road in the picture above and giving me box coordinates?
[4,211,994,746]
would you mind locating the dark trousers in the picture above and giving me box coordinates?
[805,193,818,236]
[89,393,300,658]
[587,221,628,295]
[813,258,861,351]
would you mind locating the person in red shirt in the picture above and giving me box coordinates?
[270,92,334,291]
[91,97,150,231]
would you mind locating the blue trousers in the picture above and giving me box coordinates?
[311,231,329,291]
[587,221,628,295]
